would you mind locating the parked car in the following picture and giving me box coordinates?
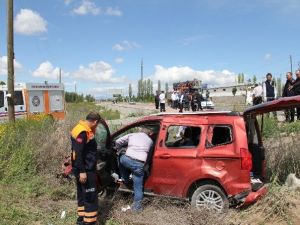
[201,98,214,109]
[67,96,300,212]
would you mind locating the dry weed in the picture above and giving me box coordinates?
[106,195,228,225]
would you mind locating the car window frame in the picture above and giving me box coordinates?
[164,124,202,150]
[205,124,234,149]
[0,91,4,108]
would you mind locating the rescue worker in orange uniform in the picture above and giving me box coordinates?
[71,112,102,225]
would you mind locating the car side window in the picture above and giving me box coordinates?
[206,125,232,148]
[0,91,4,108]
[165,125,201,148]
[14,91,24,106]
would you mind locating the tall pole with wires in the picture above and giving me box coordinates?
[289,55,293,74]
[7,0,15,122]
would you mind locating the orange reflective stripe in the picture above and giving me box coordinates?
[85,211,97,217]
[72,151,76,160]
[77,206,85,211]
[78,211,85,216]
[84,217,97,223]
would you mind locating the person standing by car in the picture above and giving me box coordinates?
[263,73,277,102]
[159,91,166,112]
[171,91,177,109]
[252,83,263,105]
[116,129,153,212]
[195,91,204,111]
[283,72,295,122]
[154,91,160,109]
[71,112,102,225]
[178,90,184,113]
[290,70,300,120]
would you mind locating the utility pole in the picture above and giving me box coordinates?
[59,68,62,83]
[7,0,15,122]
[289,55,293,74]
[141,58,143,81]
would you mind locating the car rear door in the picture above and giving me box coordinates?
[243,96,300,116]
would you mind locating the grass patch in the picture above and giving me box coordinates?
[262,116,300,138]
[67,102,120,122]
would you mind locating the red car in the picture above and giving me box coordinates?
[91,96,300,212]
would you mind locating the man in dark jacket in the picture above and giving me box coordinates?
[154,91,160,109]
[71,112,102,225]
[291,70,300,120]
[283,72,295,122]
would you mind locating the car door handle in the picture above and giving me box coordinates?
[158,153,171,159]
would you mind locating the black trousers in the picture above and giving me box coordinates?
[285,109,295,122]
[253,96,262,105]
[76,171,98,224]
[160,103,166,112]
[155,100,159,109]
[179,103,183,113]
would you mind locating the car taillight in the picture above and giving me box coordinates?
[240,148,252,171]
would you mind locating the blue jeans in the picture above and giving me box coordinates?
[119,155,144,210]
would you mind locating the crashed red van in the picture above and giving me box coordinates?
[83,96,300,212]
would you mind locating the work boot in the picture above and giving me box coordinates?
[76,217,84,225]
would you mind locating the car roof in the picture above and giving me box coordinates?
[151,111,240,117]
[111,111,241,137]
[131,111,240,123]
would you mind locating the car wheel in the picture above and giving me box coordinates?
[191,184,229,213]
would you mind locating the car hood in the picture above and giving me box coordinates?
[243,96,300,116]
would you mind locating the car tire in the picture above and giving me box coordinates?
[191,184,229,213]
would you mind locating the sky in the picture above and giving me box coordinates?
[0,0,299,97]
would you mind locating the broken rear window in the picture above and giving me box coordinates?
[206,125,232,148]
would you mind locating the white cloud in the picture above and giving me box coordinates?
[72,60,125,83]
[179,34,213,46]
[262,0,300,13]
[105,7,122,16]
[32,61,68,79]
[114,57,124,64]
[64,0,73,5]
[264,53,272,61]
[113,40,141,51]
[151,65,236,86]
[14,9,47,35]
[0,56,22,75]
[73,0,101,15]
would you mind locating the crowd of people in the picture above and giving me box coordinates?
[252,71,300,122]
[154,90,204,113]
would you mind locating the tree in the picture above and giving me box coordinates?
[0,81,5,85]
[237,74,241,83]
[241,73,245,83]
[65,92,85,103]
[165,83,169,93]
[276,77,282,97]
[252,75,257,84]
[137,79,142,99]
[158,80,161,92]
[85,94,95,102]
[128,83,132,99]
[232,87,237,96]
